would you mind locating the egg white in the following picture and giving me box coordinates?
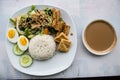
[7,28,18,43]
[17,36,29,51]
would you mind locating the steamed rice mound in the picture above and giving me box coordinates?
[29,34,56,60]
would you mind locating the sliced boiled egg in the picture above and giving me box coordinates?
[18,35,29,51]
[7,28,18,43]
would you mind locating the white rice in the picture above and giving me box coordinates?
[29,34,56,60]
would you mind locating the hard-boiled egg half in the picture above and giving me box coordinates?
[18,36,29,51]
[7,28,18,43]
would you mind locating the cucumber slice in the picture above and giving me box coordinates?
[13,44,24,56]
[20,54,32,68]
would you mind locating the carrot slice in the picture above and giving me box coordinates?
[44,28,49,34]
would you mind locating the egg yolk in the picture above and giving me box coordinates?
[8,29,15,38]
[20,37,27,46]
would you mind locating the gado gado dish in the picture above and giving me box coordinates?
[7,5,71,68]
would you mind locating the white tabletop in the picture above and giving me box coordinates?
[0,0,120,79]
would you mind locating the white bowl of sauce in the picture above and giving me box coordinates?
[82,20,117,55]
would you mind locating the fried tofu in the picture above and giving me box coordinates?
[55,21,63,32]
[52,19,57,27]
[52,8,57,19]
[52,8,63,32]
[63,24,70,36]
[56,32,61,37]
[57,39,71,52]
[52,8,60,21]
[54,32,69,43]
[56,10,60,21]
[51,8,71,52]
[51,8,70,36]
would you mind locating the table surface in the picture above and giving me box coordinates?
[0,0,120,79]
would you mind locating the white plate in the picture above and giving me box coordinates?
[5,5,77,76]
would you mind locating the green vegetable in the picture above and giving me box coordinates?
[40,30,44,36]
[27,5,35,14]
[28,34,35,39]
[13,44,24,56]
[9,18,16,25]
[31,5,35,11]
[48,10,52,16]
[21,15,28,19]
[16,16,25,34]
[48,27,57,34]
[20,54,33,68]
[44,8,52,16]
[24,27,29,37]
[39,27,44,35]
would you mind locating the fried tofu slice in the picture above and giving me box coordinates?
[56,32,61,37]
[57,39,71,52]
[52,8,57,19]
[56,10,60,21]
[63,24,70,36]
[52,8,63,32]
[56,21,63,31]
[54,32,69,43]
[52,21,64,32]
[52,19,57,27]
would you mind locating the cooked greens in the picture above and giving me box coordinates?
[9,18,16,25]
[16,6,54,38]
[44,8,52,16]
[27,5,35,14]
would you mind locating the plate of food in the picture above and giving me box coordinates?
[5,5,77,76]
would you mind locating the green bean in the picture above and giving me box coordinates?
[24,27,29,37]
[31,5,35,11]
[27,5,35,15]
[9,18,16,25]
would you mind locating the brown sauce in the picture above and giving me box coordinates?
[85,20,117,51]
